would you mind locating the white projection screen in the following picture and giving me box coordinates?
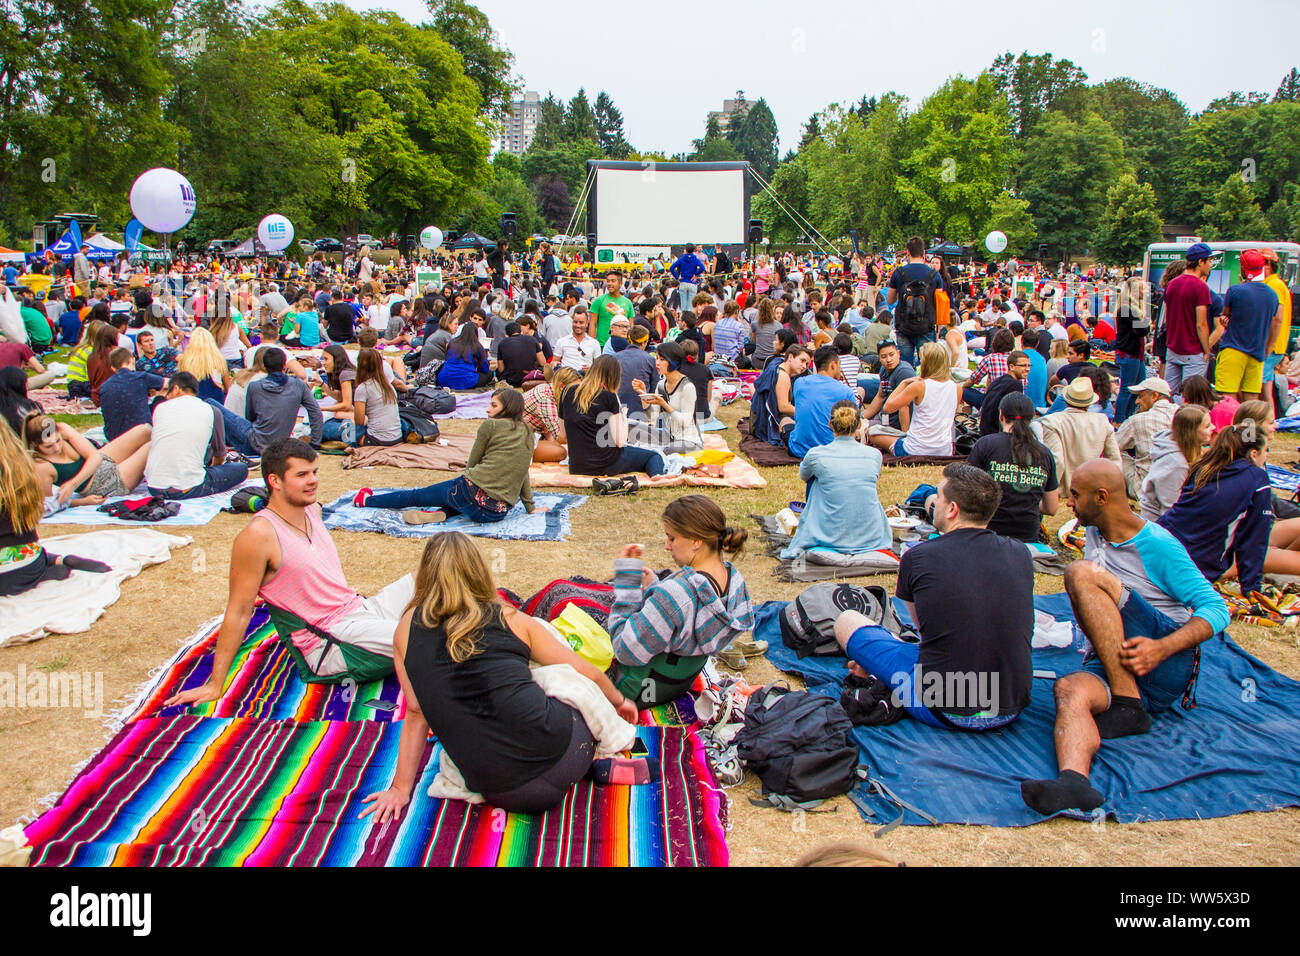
[589,161,748,246]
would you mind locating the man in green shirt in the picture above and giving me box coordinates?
[588,269,635,346]
[19,291,54,350]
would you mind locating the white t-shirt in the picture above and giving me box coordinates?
[555,334,600,372]
[145,395,216,491]
[244,342,286,371]
[1047,323,1069,343]
[218,325,243,360]
[225,373,266,418]
[354,379,401,443]
[366,304,385,333]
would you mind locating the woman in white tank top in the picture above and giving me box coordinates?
[868,342,957,457]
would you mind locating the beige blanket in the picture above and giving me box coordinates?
[340,434,477,470]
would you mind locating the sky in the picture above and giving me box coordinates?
[347,0,1298,155]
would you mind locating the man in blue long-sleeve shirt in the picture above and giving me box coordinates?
[1022,459,1230,817]
[670,243,706,312]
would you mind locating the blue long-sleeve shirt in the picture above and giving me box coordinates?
[1158,459,1273,597]
[670,253,705,285]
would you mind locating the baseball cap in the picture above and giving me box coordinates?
[1185,242,1214,263]
[1258,247,1279,263]
[1127,376,1171,397]
[1241,249,1266,279]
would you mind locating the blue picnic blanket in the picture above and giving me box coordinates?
[1273,416,1300,432]
[40,480,262,527]
[755,593,1300,827]
[1266,465,1300,494]
[320,491,584,541]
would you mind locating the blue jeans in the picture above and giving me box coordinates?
[364,475,509,523]
[609,444,667,477]
[148,462,248,500]
[1113,353,1146,424]
[857,377,881,402]
[964,387,985,409]
[895,331,935,367]
[321,418,362,445]
[846,625,1020,731]
[1080,588,1201,713]
[208,400,256,457]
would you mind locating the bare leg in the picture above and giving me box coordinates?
[1269,517,1300,551]
[1020,670,1109,815]
[867,432,897,453]
[533,439,566,463]
[1063,560,1138,699]
[114,441,152,491]
[102,423,152,463]
[1264,547,1300,577]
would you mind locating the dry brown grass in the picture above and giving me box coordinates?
[3,404,1299,865]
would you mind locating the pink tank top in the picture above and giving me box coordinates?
[257,506,363,653]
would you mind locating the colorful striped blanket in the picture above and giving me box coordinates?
[26,606,727,866]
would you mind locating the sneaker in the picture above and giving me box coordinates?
[593,475,639,496]
[224,450,251,465]
[731,638,768,658]
[402,509,447,525]
[352,487,374,508]
[715,646,747,671]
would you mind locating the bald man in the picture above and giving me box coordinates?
[1021,460,1230,816]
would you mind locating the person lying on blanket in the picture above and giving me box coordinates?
[609,495,758,705]
[352,387,546,525]
[164,438,413,707]
[832,464,1034,730]
[0,420,110,597]
[1020,459,1230,816]
[360,532,640,822]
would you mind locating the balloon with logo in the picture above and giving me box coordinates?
[420,226,443,251]
[129,168,197,233]
[985,230,1008,255]
[258,214,295,252]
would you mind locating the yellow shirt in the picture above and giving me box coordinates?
[1266,273,1292,355]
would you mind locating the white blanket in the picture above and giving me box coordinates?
[0,530,191,646]
[427,662,637,804]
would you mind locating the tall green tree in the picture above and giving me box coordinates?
[751,155,810,245]
[1086,79,1188,218]
[565,89,598,144]
[1019,110,1127,264]
[593,91,631,159]
[896,73,1015,241]
[1092,174,1164,265]
[691,115,740,162]
[982,191,1036,259]
[988,51,1088,139]
[455,151,543,237]
[1266,184,1300,241]
[522,139,600,193]
[529,93,568,151]
[424,0,515,117]
[1199,173,1271,240]
[727,98,779,179]
[1204,91,1268,113]
[1276,68,1300,102]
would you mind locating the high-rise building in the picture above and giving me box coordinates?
[706,98,750,131]
[495,90,541,155]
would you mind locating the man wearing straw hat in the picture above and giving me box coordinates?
[1037,376,1121,490]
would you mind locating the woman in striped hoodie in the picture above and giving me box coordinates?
[608,495,756,706]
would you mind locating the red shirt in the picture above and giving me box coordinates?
[1091,320,1116,343]
[0,341,35,370]
[1163,273,1212,356]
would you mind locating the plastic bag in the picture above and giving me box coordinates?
[549,603,614,671]
[0,286,26,345]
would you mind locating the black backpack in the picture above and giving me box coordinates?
[735,684,860,806]
[779,582,917,659]
[224,485,270,514]
[714,249,733,275]
[405,384,457,416]
[895,272,935,338]
[397,404,441,443]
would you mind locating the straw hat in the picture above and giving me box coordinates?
[1063,377,1098,409]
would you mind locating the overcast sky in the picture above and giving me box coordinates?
[348,0,1297,155]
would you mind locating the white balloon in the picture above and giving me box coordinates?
[130,168,197,233]
[985,230,1008,254]
[258,214,295,252]
[420,226,443,250]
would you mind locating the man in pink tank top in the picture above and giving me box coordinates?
[165,438,413,708]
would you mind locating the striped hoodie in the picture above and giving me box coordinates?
[608,558,755,666]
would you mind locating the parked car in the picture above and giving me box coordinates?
[314,237,343,252]
[205,239,238,255]
[298,238,316,252]
[352,234,377,249]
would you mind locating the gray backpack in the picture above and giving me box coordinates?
[779,583,917,659]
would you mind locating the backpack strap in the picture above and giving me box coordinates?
[851,767,939,836]
[747,791,837,813]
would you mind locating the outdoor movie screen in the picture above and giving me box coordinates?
[588,160,749,247]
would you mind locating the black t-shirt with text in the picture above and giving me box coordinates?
[896,526,1034,715]
[967,431,1058,542]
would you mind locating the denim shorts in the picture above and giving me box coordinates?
[1080,588,1200,713]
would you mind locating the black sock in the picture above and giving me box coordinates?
[1021,770,1104,815]
[588,756,660,786]
[1094,695,1151,739]
[59,555,111,573]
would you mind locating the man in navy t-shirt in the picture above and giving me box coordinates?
[787,346,858,457]
[99,349,165,442]
[1213,249,1281,401]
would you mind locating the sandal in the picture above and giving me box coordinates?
[701,730,744,787]
[593,475,639,496]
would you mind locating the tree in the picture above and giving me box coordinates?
[1019,110,1127,264]
[425,0,515,117]
[727,97,779,179]
[535,176,573,231]
[895,73,1015,241]
[1199,173,1271,240]
[593,91,631,159]
[522,139,600,193]
[988,51,1088,139]
[691,115,740,162]
[455,151,543,238]
[1092,175,1164,265]
[565,89,598,144]
[751,155,810,245]
[1276,68,1300,103]
[1086,78,1189,219]
[529,93,568,151]
[1204,91,1268,113]
[799,112,821,151]
[982,191,1036,259]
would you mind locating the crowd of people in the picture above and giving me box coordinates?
[2,228,1298,822]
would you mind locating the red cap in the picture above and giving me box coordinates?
[1241,249,1266,279]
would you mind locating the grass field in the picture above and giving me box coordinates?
[3,397,1299,866]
